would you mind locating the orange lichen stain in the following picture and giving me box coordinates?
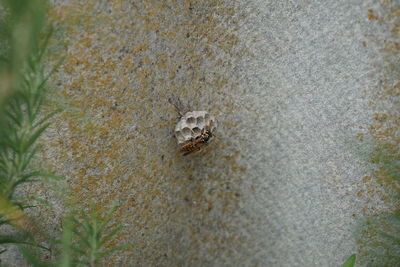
[46,0,250,265]
[383,40,400,55]
[362,41,368,47]
[368,13,379,20]
[133,43,149,53]
[362,175,372,183]
[357,3,400,265]
[156,53,168,70]
[391,23,400,37]
[368,9,379,20]
[373,113,388,122]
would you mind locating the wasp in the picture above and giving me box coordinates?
[168,95,216,156]
[180,128,213,156]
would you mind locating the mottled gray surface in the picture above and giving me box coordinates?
[231,1,374,266]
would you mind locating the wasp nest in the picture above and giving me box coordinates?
[174,111,217,145]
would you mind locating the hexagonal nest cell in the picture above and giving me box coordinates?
[174,111,217,145]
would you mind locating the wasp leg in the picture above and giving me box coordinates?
[183,146,201,156]
[176,136,192,143]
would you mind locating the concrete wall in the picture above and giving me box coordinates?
[7,0,396,266]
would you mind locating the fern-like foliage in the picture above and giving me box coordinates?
[0,48,61,209]
[0,1,127,265]
[0,0,60,254]
[61,204,126,267]
[0,38,61,230]
[20,204,126,267]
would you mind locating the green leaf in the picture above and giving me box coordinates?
[0,219,12,226]
[98,243,128,258]
[8,172,62,198]
[20,146,38,171]
[0,56,9,63]
[33,108,62,129]
[23,122,50,152]
[37,27,54,63]
[98,203,116,232]
[35,56,64,96]
[5,109,22,127]
[1,133,18,152]
[19,246,52,267]
[9,179,36,197]
[6,99,24,124]
[13,195,50,207]
[0,174,7,182]
[342,254,356,267]
[73,228,91,248]
[0,234,49,251]
[22,171,63,180]
[59,216,74,267]
[100,224,123,247]
[11,200,34,210]
[71,246,86,256]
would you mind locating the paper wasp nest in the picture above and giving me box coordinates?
[174,111,217,145]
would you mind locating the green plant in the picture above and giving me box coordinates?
[342,254,356,267]
[0,0,61,252]
[0,0,47,114]
[60,204,126,267]
[0,36,61,210]
[356,139,400,266]
[0,1,127,265]
[20,204,126,267]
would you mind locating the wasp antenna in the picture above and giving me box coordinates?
[168,95,189,117]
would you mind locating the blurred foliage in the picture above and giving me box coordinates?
[357,139,400,267]
[357,213,400,267]
[0,0,46,115]
[0,0,58,253]
[0,29,61,210]
[62,204,126,267]
[0,1,126,265]
[355,2,400,265]
[342,254,356,267]
[369,141,400,184]
[20,204,126,267]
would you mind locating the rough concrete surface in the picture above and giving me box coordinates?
[2,0,399,266]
